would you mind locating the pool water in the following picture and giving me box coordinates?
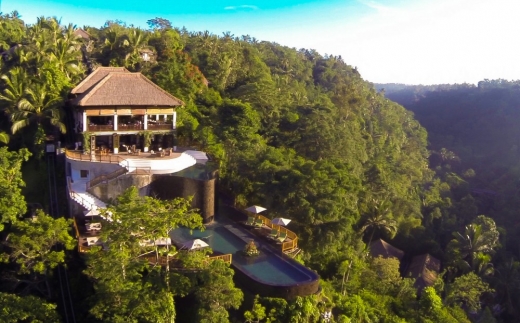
[170,224,312,286]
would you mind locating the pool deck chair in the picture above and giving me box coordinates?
[277,232,287,242]
[245,216,255,226]
[254,218,264,227]
[268,229,279,239]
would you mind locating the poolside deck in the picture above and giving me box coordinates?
[224,225,256,244]
[242,214,299,254]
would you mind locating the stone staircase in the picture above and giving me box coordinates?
[67,150,206,217]
[68,178,106,214]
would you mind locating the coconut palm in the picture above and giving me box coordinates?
[48,38,82,79]
[359,199,397,246]
[123,28,147,56]
[0,132,9,144]
[0,67,29,115]
[10,83,65,135]
[453,223,498,268]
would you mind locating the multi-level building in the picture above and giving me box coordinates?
[70,66,181,154]
[65,67,214,222]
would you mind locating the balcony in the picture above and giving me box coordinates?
[87,123,144,132]
[117,123,144,131]
[88,124,114,132]
[147,123,173,130]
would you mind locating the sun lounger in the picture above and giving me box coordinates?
[86,236,100,246]
[269,229,279,239]
[254,219,264,227]
[245,216,255,226]
[277,232,287,242]
[86,222,102,231]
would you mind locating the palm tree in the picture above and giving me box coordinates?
[359,199,397,246]
[121,28,150,69]
[0,67,29,115]
[0,132,9,144]
[10,83,65,135]
[472,252,494,277]
[489,258,520,318]
[48,38,82,79]
[453,223,497,268]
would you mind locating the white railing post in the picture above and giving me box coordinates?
[82,111,87,132]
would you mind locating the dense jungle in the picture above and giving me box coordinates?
[0,11,515,322]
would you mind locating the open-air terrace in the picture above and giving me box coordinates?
[65,147,207,175]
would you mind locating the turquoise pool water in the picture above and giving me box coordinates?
[170,224,312,286]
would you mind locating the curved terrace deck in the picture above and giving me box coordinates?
[65,149,204,174]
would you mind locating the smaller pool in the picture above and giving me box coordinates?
[170,224,314,286]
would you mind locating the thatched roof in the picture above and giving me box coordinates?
[73,72,184,107]
[369,239,404,261]
[71,67,129,94]
[74,28,91,41]
[406,253,441,291]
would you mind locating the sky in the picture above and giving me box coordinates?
[2,0,519,85]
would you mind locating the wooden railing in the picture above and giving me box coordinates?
[148,123,173,130]
[256,214,299,252]
[72,217,80,238]
[118,124,144,130]
[65,149,126,164]
[87,124,114,132]
[208,254,232,264]
[87,123,172,132]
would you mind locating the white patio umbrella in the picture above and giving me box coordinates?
[181,238,209,250]
[271,217,292,226]
[245,205,267,214]
[83,209,100,217]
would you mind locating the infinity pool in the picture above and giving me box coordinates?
[170,223,314,286]
[172,162,218,180]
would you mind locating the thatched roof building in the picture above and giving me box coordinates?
[406,253,441,292]
[72,67,129,95]
[72,72,184,107]
[369,239,404,261]
[74,28,91,41]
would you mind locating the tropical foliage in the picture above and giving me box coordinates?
[0,11,517,322]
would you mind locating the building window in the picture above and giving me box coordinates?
[80,170,89,178]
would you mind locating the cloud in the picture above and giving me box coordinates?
[224,5,259,10]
